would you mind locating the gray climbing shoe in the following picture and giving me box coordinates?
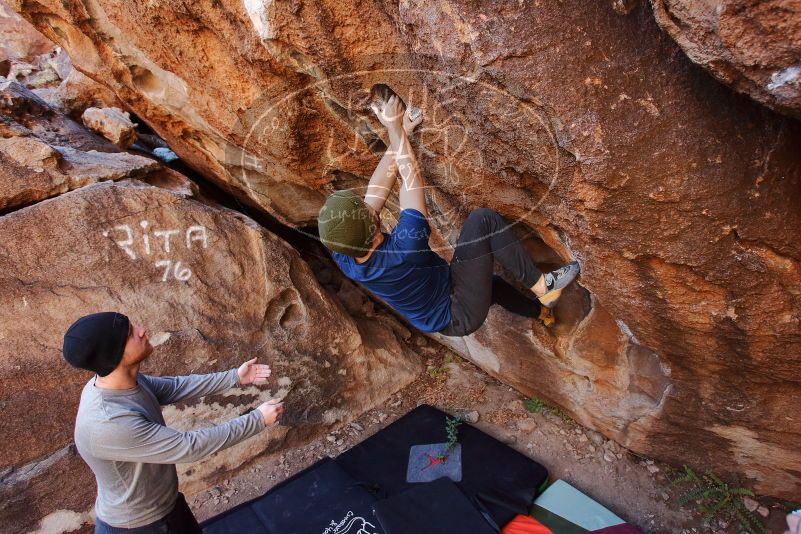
[538,261,580,309]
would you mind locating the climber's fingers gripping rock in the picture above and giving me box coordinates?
[371,95,405,131]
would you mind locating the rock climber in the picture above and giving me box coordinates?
[62,312,284,534]
[317,86,580,337]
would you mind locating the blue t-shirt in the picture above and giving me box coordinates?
[333,209,452,333]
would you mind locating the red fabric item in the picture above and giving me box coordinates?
[501,514,553,534]
[589,525,643,534]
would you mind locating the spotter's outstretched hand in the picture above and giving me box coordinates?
[256,399,284,426]
[237,357,271,385]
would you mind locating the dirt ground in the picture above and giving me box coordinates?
[189,341,790,534]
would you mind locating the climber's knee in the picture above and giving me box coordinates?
[467,207,499,224]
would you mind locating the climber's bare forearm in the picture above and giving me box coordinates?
[364,146,398,213]
[393,130,428,216]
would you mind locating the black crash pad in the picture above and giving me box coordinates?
[337,404,548,526]
[373,477,496,534]
[203,458,384,534]
[202,405,548,532]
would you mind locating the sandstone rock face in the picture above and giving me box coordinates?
[0,179,421,532]
[0,0,53,65]
[0,0,121,116]
[652,0,801,118]
[0,80,159,210]
[9,0,801,499]
[82,106,137,147]
[47,67,123,119]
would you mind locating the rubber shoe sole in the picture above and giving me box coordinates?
[538,287,563,309]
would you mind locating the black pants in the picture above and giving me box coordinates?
[94,493,201,534]
[439,209,543,337]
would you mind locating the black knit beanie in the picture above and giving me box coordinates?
[62,312,130,376]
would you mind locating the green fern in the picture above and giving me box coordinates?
[676,486,710,507]
[671,465,700,486]
[436,416,463,461]
[443,416,462,453]
[671,466,768,534]
[700,494,730,518]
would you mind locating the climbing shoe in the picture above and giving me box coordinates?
[538,261,580,309]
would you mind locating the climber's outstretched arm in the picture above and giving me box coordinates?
[363,144,398,214]
[391,124,428,217]
[369,94,427,217]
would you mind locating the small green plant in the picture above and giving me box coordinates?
[671,466,767,534]
[523,397,574,423]
[428,353,456,380]
[437,416,463,461]
[443,416,462,452]
[523,397,545,414]
[551,406,574,423]
[428,365,448,380]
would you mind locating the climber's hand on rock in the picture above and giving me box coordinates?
[403,106,423,135]
[371,95,405,140]
[237,357,271,385]
[256,399,284,426]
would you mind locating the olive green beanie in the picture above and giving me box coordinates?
[318,190,377,257]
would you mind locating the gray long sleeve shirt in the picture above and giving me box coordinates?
[74,369,265,528]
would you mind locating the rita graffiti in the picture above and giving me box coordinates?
[102,221,209,282]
